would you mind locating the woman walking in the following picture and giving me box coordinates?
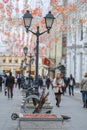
[53,72,64,107]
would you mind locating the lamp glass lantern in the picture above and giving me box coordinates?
[23,10,33,30]
[44,11,55,31]
[23,46,28,55]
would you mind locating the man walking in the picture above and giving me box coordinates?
[68,74,75,96]
[6,72,15,99]
[46,76,51,89]
[17,73,22,89]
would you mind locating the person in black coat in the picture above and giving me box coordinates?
[6,72,15,99]
[38,76,43,89]
[46,77,51,89]
[68,74,75,96]
[0,76,3,91]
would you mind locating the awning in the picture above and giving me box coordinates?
[15,68,22,74]
[26,67,35,71]
[3,68,11,71]
[26,67,35,75]
[15,68,21,72]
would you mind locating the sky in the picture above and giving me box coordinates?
[0,0,84,53]
[0,0,51,53]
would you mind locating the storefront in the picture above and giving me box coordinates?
[3,68,11,73]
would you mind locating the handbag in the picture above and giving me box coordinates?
[58,88,63,94]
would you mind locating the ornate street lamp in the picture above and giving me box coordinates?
[23,46,28,56]
[23,10,55,93]
[23,46,34,87]
[44,11,55,33]
[23,10,33,32]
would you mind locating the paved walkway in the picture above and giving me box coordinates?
[48,87,87,130]
[0,85,87,130]
[0,86,22,130]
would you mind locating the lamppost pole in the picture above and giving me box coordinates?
[28,53,33,86]
[23,10,55,92]
[35,26,39,85]
[27,26,48,88]
[23,47,34,87]
[29,53,32,81]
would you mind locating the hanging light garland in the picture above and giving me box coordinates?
[3,0,9,3]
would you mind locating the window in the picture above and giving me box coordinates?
[15,57,18,63]
[8,57,12,63]
[3,59,6,63]
[2,55,6,63]
[9,59,12,63]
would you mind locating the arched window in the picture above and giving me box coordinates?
[14,57,18,63]
[2,55,6,63]
[8,56,12,63]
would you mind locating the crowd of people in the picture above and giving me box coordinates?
[0,70,87,108]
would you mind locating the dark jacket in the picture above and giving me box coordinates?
[6,76,15,88]
[46,78,51,85]
[0,76,2,86]
[38,78,43,86]
[68,77,75,86]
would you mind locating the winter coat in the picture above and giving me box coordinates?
[53,78,64,93]
[46,78,51,85]
[81,79,87,91]
[6,76,15,88]
[0,76,2,86]
[68,77,75,86]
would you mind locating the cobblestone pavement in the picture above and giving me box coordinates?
[0,85,87,130]
[48,87,87,130]
[0,86,22,130]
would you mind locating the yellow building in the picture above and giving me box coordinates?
[0,54,23,75]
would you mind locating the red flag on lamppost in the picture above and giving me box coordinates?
[42,57,50,67]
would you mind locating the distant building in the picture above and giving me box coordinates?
[66,1,87,83]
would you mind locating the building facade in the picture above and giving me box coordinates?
[66,1,87,83]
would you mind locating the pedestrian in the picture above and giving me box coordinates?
[42,76,46,89]
[28,74,34,87]
[53,72,64,107]
[80,74,87,108]
[46,76,51,89]
[50,77,54,89]
[0,76,3,92]
[17,74,21,89]
[4,74,8,96]
[38,76,43,89]
[6,72,15,99]
[68,74,75,96]
[14,77,17,88]
[62,77,68,95]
